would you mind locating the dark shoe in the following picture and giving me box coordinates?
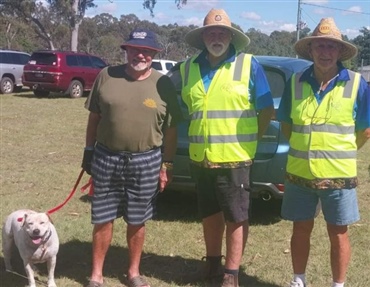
[221,273,239,287]
[187,256,224,285]
[86,280,103,287]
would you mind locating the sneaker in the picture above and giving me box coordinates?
[221,273,239,287]
[290,281,306,287]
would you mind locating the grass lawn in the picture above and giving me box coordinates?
[1,91,369,287]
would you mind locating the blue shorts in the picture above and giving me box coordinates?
[281,182,360,225]
[91,144,161,225]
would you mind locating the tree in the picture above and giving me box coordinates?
[0,0,58,49]
[46,0,96,51]
[353,27,370,67]
[143,0,187,16]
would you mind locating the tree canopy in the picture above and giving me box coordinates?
[0,1,368,69]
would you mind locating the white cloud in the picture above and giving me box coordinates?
[241,12,261,21]
[343,6,362,15]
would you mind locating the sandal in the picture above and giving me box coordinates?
[127,275,150,287]
[86,280,104,287]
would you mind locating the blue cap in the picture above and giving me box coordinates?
[120,28,162,51]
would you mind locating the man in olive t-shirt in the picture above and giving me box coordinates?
[81,28,182,287]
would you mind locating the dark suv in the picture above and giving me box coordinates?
[0,49,30,94]
[167,56,312,201]
[22,50,107,98]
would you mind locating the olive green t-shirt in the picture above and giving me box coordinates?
[85,64,182,152]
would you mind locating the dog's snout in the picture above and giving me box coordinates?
[33,229,40,236]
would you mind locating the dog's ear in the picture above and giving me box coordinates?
[20,214,28,227]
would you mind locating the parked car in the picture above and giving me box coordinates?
[151,59,177,74]
[22,50,107,98]
[166,56,312,200]
[0,49,31,94]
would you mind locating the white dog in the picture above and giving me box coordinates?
[2,210,59,287]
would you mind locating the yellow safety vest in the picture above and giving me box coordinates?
[180,53,258,163]
[288,70,361,179]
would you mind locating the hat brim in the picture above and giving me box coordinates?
[120,43,162,52]
[294,36,358,61]
[185,25,250,50]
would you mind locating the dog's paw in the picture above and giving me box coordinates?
[47,279,57,287]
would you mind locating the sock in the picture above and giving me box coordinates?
[332,282,344,287]
[293,274,306,285]
[224,268,239,276]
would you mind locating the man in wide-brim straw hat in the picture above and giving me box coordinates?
[175,8,274,287]
[277,17,370,287]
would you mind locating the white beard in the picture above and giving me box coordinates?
[205,42,228,57]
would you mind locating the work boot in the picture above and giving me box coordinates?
[221,273,239,287]
[187,256,224,285]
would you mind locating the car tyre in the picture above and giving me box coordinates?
[68,80,83,98]
[33,90,50,97]
[0,77,15,94]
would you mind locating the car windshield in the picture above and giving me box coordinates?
[30,53,57,65]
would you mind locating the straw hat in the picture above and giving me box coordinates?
[185,8,250,50]
[294,18,357,61]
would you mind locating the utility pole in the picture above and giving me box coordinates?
[296,0,302,58]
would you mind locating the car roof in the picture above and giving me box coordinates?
[0,49,30,55]
[255,55,312,76]
[31,50,99,56]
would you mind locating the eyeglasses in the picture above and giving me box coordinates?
[303,93,333,124]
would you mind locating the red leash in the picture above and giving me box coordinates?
[46,169,85,215]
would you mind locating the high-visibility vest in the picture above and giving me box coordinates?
[288,70,361,179]
[180,53,258,163]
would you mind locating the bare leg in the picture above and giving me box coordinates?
[225,220,249,270]
[127,223,147,282]
[291,220,314,274]
[203,212,225,256]
[90,221,114,284]
[327,223,350,283]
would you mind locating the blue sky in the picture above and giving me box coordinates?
[88,0,370,39]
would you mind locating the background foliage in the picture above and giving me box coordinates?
[1,1,369,70]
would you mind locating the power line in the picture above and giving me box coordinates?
[303,2,370,16]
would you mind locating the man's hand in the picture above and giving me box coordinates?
[158,162,173,192]
[81,149,94,175]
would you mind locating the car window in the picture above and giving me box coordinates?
[0,52,13,64]
[18,53,30,64]
[263,69,285,99]
[30,53,57,65]
[165,62,174,70]
[66,55,79,66]
[78,55,92,67]
[151,62,162,70]
[90,56,106,68]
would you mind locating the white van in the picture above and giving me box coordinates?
[151,59,177,74]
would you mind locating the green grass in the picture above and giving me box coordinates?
[1,91,369,287]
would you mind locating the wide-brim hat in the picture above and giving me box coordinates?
[120,28,162,52]
[294,17,357,61]
[185,8,250,51]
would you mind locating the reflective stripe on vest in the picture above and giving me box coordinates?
[180,53,258,163]
[288,70,360,179]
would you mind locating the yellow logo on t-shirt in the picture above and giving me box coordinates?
[143,98,157,108]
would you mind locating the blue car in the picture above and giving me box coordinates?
[166,56,312,200]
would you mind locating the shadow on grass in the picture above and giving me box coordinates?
[154,189,282,225]
[0,240,280,287]
[12,90,89,99]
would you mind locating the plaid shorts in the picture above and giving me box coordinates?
[90,144,161,225]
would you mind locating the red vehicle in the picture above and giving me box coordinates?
[22,50,107,98]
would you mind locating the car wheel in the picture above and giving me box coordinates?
[33,90,50,97]
[0,77,15,94]
[68,80,83,98]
